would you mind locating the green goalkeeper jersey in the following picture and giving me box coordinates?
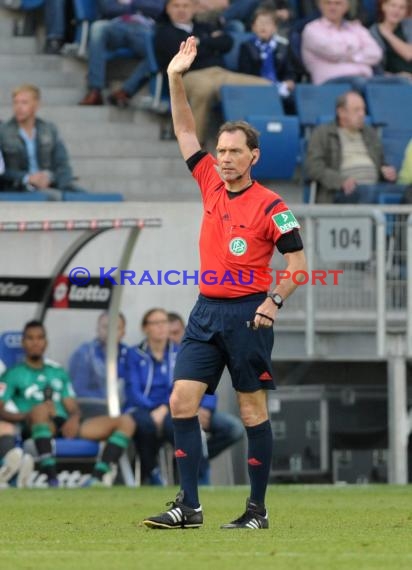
[0,361,76,419]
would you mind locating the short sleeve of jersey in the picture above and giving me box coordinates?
[0,369,15,403]
[266,200,301,245]
[191,153,224,203]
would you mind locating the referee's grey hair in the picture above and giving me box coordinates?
[217,121,260,150]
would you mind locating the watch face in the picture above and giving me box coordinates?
[273,294,283,306]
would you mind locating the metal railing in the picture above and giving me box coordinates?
[274,204,412,358]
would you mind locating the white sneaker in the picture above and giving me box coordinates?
[0,448,23,485]
[16,454,35,488]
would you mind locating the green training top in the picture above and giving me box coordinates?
[0,361,76,419]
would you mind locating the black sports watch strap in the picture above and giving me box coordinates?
[267,293,283,309]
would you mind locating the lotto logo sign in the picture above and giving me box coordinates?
[52,275,69,308]
[272,210,300,234]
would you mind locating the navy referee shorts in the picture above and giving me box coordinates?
[173,292,275,394]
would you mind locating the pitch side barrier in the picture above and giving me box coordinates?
[0,216,161,486]
[284,205,412,484]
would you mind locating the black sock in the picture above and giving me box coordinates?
[173,416,201,509]
[93,431,130,480]
[246,420,273,506]
[0,435,15,460]
[32,423,57,479]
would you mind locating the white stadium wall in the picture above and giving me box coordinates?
[0,201,203,367]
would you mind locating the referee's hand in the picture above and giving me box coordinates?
[249,299,278,330]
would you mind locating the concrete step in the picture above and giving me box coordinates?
[72,157,189,178]
[66,138,180,159]
[0,15,14,38]
[0,105,163,124]
[57,121,152,139]
[0,69,84,87]
[0,87,85,105]
[0,37,37,54]
[80,176,198,201]
[0,54,62,71]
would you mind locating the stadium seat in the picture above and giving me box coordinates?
[72,0,99,56]
[365,84,412,130]
[20,0,44,8]
[63,191,124,201]
[54,438,100,457]
[246,115,300,180]
[360,0,378,26]
[382,130,412,172]
[0,192,49,201]
[220,85,284,122]
[0,331,24,373]
[295,83,353,129]
[222,31,254,71]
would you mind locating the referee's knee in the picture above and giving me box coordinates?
[170,383,200,418]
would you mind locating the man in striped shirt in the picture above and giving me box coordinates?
[305,90,397,203]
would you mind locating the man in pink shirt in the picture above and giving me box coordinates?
[301,0,382,85]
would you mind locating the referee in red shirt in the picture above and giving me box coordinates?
[143,37,307,530]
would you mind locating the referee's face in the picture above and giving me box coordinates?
[216,130,258,185]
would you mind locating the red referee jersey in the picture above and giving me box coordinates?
[192,154,300,297]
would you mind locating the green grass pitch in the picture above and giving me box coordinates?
[1,485,411,570]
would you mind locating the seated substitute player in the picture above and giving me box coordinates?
[0,320,135,487]
[143,37,307,530]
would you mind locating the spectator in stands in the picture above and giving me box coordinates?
[0,84,85,199]
[305,90,397,203]
[297,0,369,22]
[0,320,135,487]
[68,312,128,418]
[124,308,177,485]
[369,0,412,80]
[44,0,67,54]
[399,138,412,185]
[194,0,293,33]
[154,0,271,144]
[301,0,382,85]
[79,0,166,107]
[167,312,244,485]
[238,6,297,112]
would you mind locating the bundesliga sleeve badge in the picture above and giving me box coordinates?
[272,210,300,234]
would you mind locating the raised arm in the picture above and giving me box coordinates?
[167,36,202,161]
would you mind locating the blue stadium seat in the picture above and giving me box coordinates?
[246,115,300,179]
[63,191,124,201]
[361,0,378,26]
[221,85,284,122]
[0,192,49,201]
[72,0,98,54]
[365,84,412,130]
[382,130,412,171]
[222,31,254,71]
[295,83,353,129]
[0,331,24,372]
[20,0,44,9]
[54,438,99,457]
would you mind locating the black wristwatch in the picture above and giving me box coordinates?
[267,292,283,309]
